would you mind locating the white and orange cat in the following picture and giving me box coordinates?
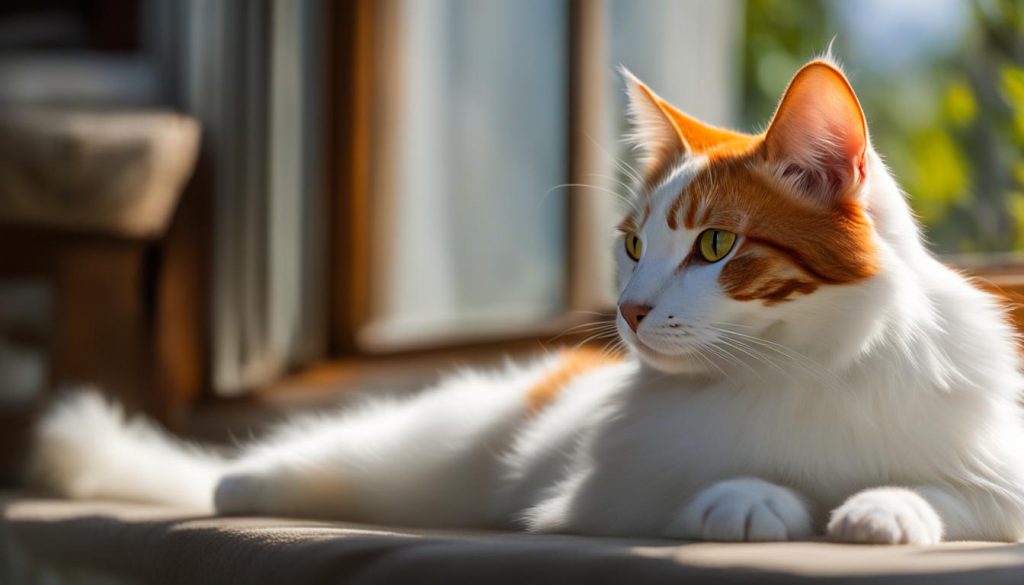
[32,57,1024,544]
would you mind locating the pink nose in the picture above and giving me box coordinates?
[619,303,652,333]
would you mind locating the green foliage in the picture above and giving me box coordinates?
[908,128,971,225]
[1004,65,1024,145]
[944,80,978,127]
[741,0,833,129]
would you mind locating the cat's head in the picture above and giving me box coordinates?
[615,58,901,375]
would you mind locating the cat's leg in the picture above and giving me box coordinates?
[827,485,1024,544]
[213,369,533,527]
[665,477,814,542]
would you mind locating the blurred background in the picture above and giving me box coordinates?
[0,0,1020,482]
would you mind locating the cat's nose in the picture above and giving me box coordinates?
[619,303,653,333]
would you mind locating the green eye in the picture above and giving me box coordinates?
[624,232,643,261]
[697,229,737,263]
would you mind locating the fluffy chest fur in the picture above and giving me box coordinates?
[515,322,1024,538]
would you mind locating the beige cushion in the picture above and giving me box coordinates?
[2,492,1024,584]
[0,108,200,238]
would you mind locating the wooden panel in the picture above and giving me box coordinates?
[328,0,376,355]
[53,240,152,408]
[154,155,212,427]
[0,228,150,409]
[567,0,615,312]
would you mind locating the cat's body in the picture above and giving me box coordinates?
[31,57,1024,544]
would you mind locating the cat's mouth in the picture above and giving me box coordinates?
[631,337,673,358]
[628,336,710,374]
[617,318,722,374]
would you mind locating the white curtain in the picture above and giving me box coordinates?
[172,0,327,395]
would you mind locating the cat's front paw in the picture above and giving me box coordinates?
[827,488,943,545]
[667,478,813,542]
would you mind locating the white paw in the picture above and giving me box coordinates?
[668,478,813,542]
[214,471,270,515]
[827,488,943,545]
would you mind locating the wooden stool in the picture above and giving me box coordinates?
[0,109,205,484]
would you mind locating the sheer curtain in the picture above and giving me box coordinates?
[173,0,327,395]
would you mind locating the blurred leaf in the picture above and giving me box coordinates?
[943,80,977,127]
[1003,65,1024,144]
[907,128,970,224]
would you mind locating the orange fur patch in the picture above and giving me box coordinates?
[641,99,762,194]
[687,152,878,303]
[525,348,620,414]
[718,248,819,306]
[656,96,761,162]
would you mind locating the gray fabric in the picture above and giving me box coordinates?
[3,492,1024,584]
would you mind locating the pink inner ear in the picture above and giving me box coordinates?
[764,61,868,203]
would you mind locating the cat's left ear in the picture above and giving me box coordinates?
[763,60,868,204]
[623,68,758,189]
[621,67,690,188]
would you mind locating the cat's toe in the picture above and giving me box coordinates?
[214,472,269,515]
[827,488,942,545]
[669,478,813,542]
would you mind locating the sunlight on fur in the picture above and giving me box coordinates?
[30,56,1024,544]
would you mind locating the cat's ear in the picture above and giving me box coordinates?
[621,67,690,187]
[622,67,754,187]
[763,60,868,204]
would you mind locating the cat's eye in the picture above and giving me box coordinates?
[624,232,643,261]
[696,229,737,263]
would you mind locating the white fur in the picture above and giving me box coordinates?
[30,72,1024,544]
[31,391,223,509]
[668,478,814,541]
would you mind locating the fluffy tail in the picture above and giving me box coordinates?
[29,391,227,511]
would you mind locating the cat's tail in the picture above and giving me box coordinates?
[29,390,226,511]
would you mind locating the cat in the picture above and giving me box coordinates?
[30,56,1024,544]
